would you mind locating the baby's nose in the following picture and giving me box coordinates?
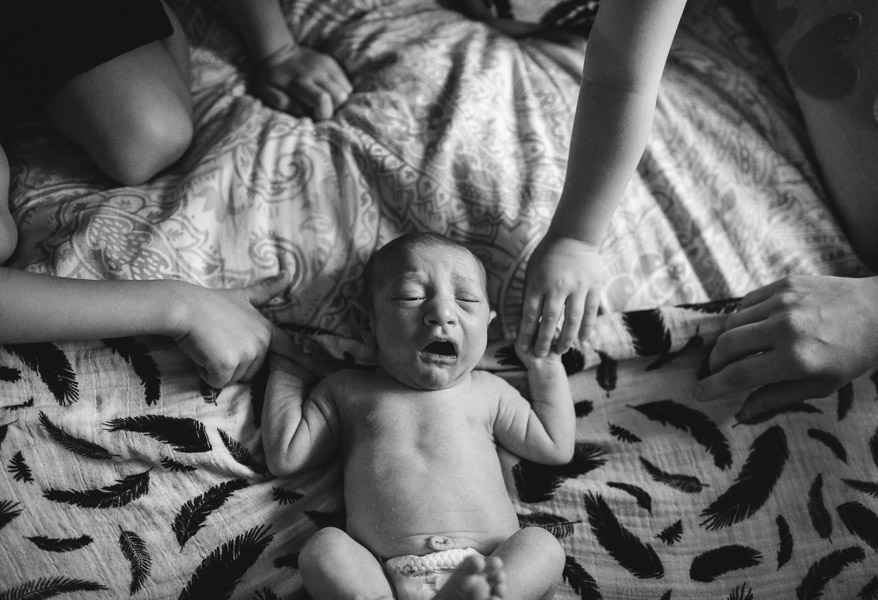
[425,301,457,326]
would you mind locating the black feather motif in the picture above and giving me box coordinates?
[656,520,683,545]
[103,337,161,405]
[218,429,266,475]
[273,553,299,570]
[807,474,832,541]
[583,492,664,579]
[517,511,580,538]
[200,378,222,405]
[660,591,672,600]
[26,534,92,552]
[777,514,793,569]
[495,344,524,368]
[161,456,196,473]
[44,470,150,508]
[646,330,703,371]
[700,425,788,530]
[119,529,151,594]
[796,546,865,600]
[689,544,762,582]
[842,479,878,499]
[0,499,22,530]
[514,443,607,502]
[4,342,79,406]
[271,486,303,505]
[575,400,593,418]
[728,583,755,600]
[561,347,586,375]
[0,365,20,382]
[104,415,212,453]
[608,422,641,443]
[622,309,671,356]
[859,575,878,600]
[306,509,345,530]
[837,382,854,421]
[630,400,731,470]
[639,456,705,493]
[561,554,602,600]
[178,524,274,600]
[837,501,878,552]
[2,398,33,411]
[7,450,33,483]
[607,481,652,513]
[735,401,822,426]
[38,411,115,461]
[596,351,617,396]
[173,479,250,549]
[0,577,106,599]
[807,428,847,463]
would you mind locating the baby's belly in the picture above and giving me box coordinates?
[345,474,521,558]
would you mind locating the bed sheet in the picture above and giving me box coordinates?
[1,0,875,598]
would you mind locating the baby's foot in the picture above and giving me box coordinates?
[435,555,506,600]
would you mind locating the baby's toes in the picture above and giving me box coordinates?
[484,557,507,599]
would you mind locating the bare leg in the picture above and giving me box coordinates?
[299,527,395,600]
[42,3,193,185]
[0,144,16,263]
[488,527,565,600]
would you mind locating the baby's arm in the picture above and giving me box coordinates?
[0,268,291,387]
[262,353,340,476]
[222,0,352,119]
[491,349,574,465]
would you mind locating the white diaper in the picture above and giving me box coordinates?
[384,547,482,600]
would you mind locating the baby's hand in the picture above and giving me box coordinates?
[514,338,563,371]
[254,44,353,120]
[518,234,603,358]
[170,272,291,388]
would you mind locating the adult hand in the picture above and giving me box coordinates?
[518,233,603,357]
[696,275,878,421]
[254,44,352,120]
[171,271,292,387]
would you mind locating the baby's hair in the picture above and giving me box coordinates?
[361,232,484,309]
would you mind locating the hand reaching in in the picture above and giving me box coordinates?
[518,234,603,357]
[696,275,878,421]
[171,271,293,388]
[254,44,352,120]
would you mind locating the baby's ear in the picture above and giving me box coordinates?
[352,300,376,344]
[489,309,497,324]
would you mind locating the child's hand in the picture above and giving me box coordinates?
[170,271,292,388]
[254,44,353,120]
[514,337,563,371]
[518,234,603,358]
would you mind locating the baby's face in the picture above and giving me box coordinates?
[369,244,491,390]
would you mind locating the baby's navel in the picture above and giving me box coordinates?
[427,535,454,551]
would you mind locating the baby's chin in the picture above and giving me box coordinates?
[382,359,472,391]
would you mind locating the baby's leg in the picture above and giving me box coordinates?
[434,554,505,600]
[299,527,394,600]
[489,527,566,600]
[42,2,193,186]
[0,144,16,263]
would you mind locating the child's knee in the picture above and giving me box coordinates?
[519,526,566,573]
[100,107,193,185]
[300,526,348,565]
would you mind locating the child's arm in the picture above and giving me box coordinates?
[491,348,574,465]
[519,0,687,357]
[0,268,291,387]
[222,0,353,120]
[261,353,340,476]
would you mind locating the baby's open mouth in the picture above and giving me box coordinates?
[421,340,457,358]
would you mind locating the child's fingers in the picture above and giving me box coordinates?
[734,379,824,423]
[517,293,544,352]
[246,271,291,306]
[556,294,586,353]
[578,289,601,344]
[532,295,562,357]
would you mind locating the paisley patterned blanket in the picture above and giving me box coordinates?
[1,0,875,598]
